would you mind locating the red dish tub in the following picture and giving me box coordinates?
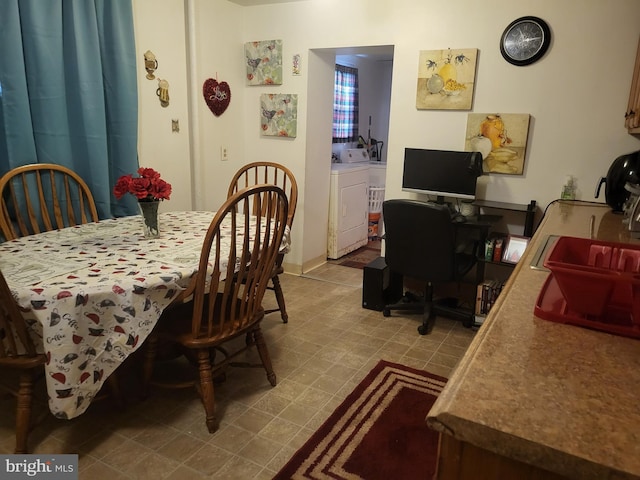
[541,236,640,327]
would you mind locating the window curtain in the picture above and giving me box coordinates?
[332,65,359,143]
[0,0,139,219]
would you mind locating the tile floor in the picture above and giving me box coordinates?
[0,263,476,479]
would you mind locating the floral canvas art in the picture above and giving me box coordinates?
[416,48,478,110]
[261,94,298,137]
[464,113,531,175]
[245,39,283,85]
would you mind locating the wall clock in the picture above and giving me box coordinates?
[500,16,551,66]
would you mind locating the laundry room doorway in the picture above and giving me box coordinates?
[329,46,394,266]
[301,46,394,275]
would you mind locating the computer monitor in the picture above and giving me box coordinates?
[402,148,483,204]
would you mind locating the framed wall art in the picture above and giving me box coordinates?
[502,235,530,264]
[465,113,531,175]
[245,39,283,85]
[292,54,301,76]
[260,93,298,137]
[416,48,478,110]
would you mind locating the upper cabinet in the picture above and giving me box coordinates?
[626,35,640,134]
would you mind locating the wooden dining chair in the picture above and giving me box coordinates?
[0,270,47,453]
[0,163,99,240]
[142,184,289,433]
[227,162,298,323]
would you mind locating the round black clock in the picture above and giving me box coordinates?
[500,16,551,66]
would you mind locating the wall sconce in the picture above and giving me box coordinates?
[144,50,158,80]
[156,79,169,108]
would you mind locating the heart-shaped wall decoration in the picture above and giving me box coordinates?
[203,78,231,117]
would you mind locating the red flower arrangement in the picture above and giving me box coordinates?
[113,167,172,202]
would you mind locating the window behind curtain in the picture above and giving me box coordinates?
[332,65,359,143]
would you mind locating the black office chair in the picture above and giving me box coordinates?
[381,199,476,335]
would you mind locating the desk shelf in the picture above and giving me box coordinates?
[468,199,538,324]
[478,258,516,267]
[473,199,537,237]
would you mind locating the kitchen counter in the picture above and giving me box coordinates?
[427,200,640,480]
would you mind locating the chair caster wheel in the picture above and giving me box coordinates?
[417,324,432,335]
[383,308,390,317]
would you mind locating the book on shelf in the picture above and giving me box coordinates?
[475,283,484,315]
[474,314,486,325]
[475,279,505,317]
[483,235,508,263]
[492,238,504,262]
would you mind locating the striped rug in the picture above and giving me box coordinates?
[274,360,446,479]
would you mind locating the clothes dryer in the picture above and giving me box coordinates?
[328,162,370,259]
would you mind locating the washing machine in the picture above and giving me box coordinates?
[327,161,370,259]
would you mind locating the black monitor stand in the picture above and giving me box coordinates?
[428,196,462,220]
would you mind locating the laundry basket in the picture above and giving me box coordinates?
[368,187,385,240]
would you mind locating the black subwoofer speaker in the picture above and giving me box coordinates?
[362,256,403,311]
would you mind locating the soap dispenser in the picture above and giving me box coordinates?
[561,175,576,200]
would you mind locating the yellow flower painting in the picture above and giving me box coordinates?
[416,48,478,110]
[465,113,531,175]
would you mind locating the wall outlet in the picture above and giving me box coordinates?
[221,146,229,161]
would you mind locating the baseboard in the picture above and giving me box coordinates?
[301,254,326,274]
[281,259,303,275]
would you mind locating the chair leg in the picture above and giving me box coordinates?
[418,302,435,335]
[252,327,277,386]
[418,283,436,336]
[15,370,35,454]
[196,349,218,433]
[271,274,288,323]
[106,373,125,411]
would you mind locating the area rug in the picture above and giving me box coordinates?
[330,241,382,269]
[274,360,447,479]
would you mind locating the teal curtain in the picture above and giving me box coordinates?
[0,0,139,218]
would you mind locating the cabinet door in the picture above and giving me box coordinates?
[626,35,640,133]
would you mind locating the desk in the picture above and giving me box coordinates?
[0,212,225,419]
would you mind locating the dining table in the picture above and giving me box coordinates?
[0,211,256,420]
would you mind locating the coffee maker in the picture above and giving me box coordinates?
[595,150,640,212]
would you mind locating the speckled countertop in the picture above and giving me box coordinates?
[427,201,640,480]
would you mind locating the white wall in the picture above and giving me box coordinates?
[132,0,192,213]
[242,0,640,271]
[134,0,640,274]
[302,50,335,271]
[187,0,247,212]
[358,56,393,163]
